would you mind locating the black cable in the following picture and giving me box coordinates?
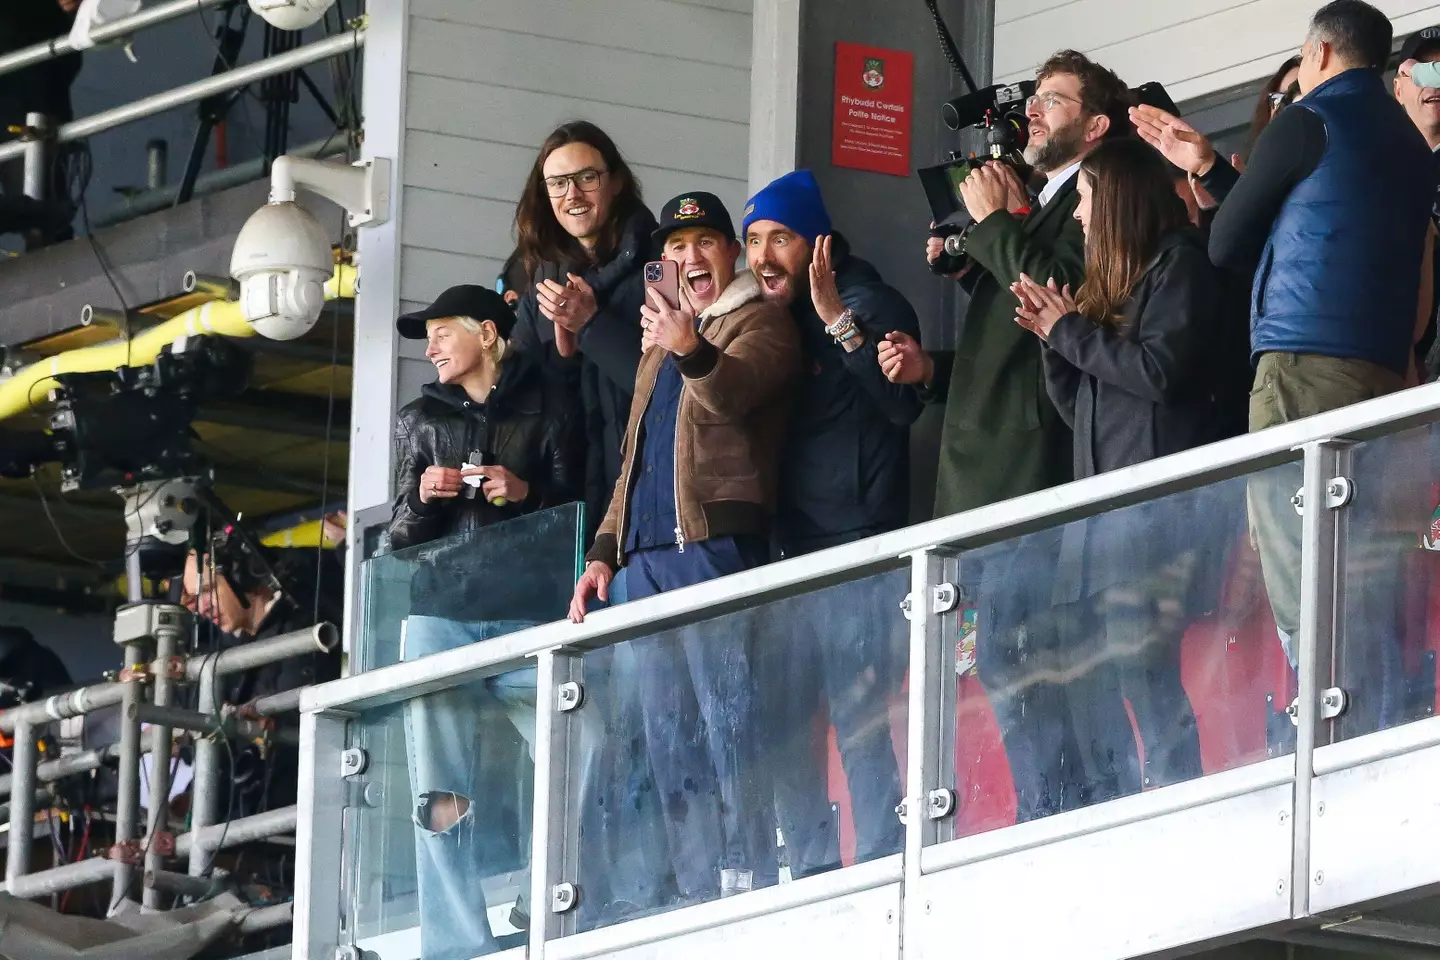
[924,0,980,94]
[32,474,107,570]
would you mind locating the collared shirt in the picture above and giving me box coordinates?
[624,355,684,553]
[1038,161,1082,208]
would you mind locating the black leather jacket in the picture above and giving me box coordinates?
[388,349,584,552]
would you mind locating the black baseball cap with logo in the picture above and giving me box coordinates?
[652,192,736,247]
[396,285,516,340]
[1400,26,1440,63]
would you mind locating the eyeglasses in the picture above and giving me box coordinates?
[544,168,607,197]
[1026,91,1082,113]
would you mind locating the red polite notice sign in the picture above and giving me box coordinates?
[832,42,914,177]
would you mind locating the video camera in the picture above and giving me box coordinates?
[918,67,1180,275]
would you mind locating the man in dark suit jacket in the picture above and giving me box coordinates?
[879,49,1135,820]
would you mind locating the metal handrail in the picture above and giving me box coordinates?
[0,0,230,80]
[0,29,365,165]
[301,378,1440,715]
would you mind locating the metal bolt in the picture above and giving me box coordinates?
[334,948,362,960]
[925,902,932,914]
[1278,810,1288,824]
[1276,880,1286,895]
[340,747,368,778]
[1317,801,1326,816]
[1314,871,1324,885]
[551,882,578,913]
[557,681,584,713]
[886,910,895,924]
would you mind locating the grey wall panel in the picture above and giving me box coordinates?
[399,246,506,305]
[405,74,748,180]
[407,18,750,124]
[402,189,516,261]
[411,0,751,68]
[403,129,746,218]
[396,357,437,414]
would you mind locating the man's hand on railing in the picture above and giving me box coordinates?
[569,561,614,623]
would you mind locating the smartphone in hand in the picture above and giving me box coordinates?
[644,260,680,311]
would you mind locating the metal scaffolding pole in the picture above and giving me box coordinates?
[187,656,221,877]
[21,113,49,202]
[3,855,115,899]
[175,805,299,857]
[4,720,38,887]
[239,900,294,934]
[186,623,338,681]
[0,681,127,734]
[142,620,182,909]
[0,32,367,165]
[0,0,230,80]
[111,641,145,909]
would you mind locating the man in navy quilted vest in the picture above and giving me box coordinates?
[1136,0,1434,735]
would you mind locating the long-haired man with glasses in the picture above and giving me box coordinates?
[510,121,659,530]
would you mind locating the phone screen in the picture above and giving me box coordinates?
[643,260,680,311]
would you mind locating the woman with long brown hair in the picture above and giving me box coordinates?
[1246,55,1302,159]
[1012,136,1233,806]
[509,121,657,527]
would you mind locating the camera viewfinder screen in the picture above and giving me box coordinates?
[946,161,974,203]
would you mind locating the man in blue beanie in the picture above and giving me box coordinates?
[743,168,922,877]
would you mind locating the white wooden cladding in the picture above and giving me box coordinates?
[994,0,1440,102]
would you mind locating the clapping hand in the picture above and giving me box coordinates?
[1012,273,1077,341]
[538,274,598,333]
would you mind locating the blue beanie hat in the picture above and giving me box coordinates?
[742,169,832,245]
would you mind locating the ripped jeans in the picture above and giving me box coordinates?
[402,616,544,960]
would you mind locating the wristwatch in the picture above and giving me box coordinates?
[825,308,860,344]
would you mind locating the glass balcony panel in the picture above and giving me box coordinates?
[560,567,911,935]
[356,503,585,672]
[1332,422,1440,742]
[342,668,538,958]
[948,466,1295,839]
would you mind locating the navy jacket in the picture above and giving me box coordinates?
[779,234,923,553]
[512,207,658,532]
[1249,69,1432,375]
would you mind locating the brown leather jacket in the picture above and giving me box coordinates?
[587,271,800,569]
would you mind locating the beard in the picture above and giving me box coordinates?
[753,262,808,306]
[1024,115,1089,173]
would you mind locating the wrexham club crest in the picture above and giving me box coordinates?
[862,57,885,89]
[677,198,703,219]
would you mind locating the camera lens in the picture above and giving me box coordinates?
[645,263,661,282]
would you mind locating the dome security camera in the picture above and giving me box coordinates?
[230,201,333,341]
[248,0,335,31]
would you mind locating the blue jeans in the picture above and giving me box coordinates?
[762,575,905,877]
[625,539,776,900]
[403,616,596,960]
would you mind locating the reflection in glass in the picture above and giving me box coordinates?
[952,470,1295,837]
[345,675,535,959]
[1334,424,1440,740]
[568,569,910,933]
[357,504,585,672]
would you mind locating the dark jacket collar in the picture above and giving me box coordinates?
[1025,173,1079,235]
[529,206,659,296]
[1304,67,1385,102]
[420,348,542,417]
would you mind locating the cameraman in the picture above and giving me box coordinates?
[878,50,1132,822]
[879,50,1131,517]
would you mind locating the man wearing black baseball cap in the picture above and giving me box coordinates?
[570,191,799,901]
[387,283,584,958]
